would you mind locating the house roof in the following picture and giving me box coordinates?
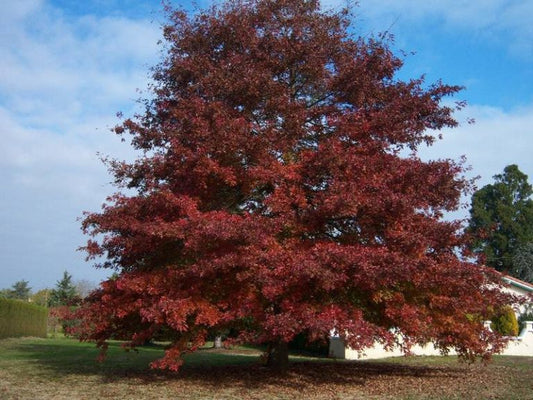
[502,275,533,293]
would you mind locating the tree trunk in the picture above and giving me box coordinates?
[266,341,289,372]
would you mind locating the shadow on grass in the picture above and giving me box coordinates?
[4,337,472,391]
[5,338,262,375]
[175,359,471,393]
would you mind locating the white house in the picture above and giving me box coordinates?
[500,275,533,316]
[329,274,533,359]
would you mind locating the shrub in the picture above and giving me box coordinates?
[491,306,519,336]
[0,298,48,338]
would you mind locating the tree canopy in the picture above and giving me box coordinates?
[31,289,52,307]
[75,0,514,371]
[467,164,533,282]
[49,271,80,307]
[2,280,32,301]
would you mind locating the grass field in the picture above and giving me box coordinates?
[0,336,531,399]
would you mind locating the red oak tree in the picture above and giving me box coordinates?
[76,0,514,371]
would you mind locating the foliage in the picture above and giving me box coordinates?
[49,306,80,336]
[0,298,48,338]
[4,280,32,301]
[511,243,533,283]
[49,271,81,307]
[467,165,533,282]
[31,289,53,307]
[491,306,519,337]
[75,0,513,371]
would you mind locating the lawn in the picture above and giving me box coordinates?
[0,337,531,399]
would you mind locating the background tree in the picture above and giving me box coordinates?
[467,164,533,282]
[49,271,80,307]
[7,280,32,301]
[510,243,533,283]
[31,289,52,307]
[74,279,96,299]
[76,0,513,371]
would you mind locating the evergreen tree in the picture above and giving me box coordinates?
[468,164,533,282]
[49,271,80,306]
[7,280,32,300]
[511,243,533,283]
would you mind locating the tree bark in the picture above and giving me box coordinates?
[266,341,289,372]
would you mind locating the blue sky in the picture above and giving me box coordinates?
[1,0,532,290]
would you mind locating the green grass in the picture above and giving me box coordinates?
[0,336,531,400]
[0,336,262,376]
[0,338,155,374]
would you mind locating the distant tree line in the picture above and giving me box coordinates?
[0,271,97,307]
[0,280,32,301]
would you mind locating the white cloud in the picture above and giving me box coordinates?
[1,107,113,198]
[332,0,533,58]
[0,0,161,131]
[419,103,533,190]
[0,1,161,289]
[0,0,43,25]
[0,103,124,289]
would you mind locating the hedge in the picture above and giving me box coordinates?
[0,298,48,338]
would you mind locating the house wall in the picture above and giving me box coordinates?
[329,276,533,360]
[499,321,533,356]
[499,284,530,316]
[329,321,533,359]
